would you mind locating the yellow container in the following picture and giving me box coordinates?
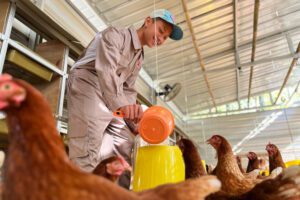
[259,170,269,176]
[132,145,185,192]
[285,160,300,168]
[202,160,206,173]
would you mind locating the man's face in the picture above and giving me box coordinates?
[144,17,173,48]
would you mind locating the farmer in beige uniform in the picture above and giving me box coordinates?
[67,9,183,188]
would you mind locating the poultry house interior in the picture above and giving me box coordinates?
[0,0,299,199]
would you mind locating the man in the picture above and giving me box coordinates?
[67,9,183,188]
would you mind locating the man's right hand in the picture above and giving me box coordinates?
[119,104,143,123]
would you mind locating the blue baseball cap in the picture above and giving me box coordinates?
[150,9,183,40]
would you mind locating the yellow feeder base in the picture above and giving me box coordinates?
[259,170,270,176]
[132,145,185,192]
[285,160,300,168]
[202,160,206,173]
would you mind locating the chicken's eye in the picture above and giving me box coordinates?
[2,84,11,90]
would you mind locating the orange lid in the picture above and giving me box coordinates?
[138,106,174,144]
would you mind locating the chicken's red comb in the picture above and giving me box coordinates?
[0,74,12,82]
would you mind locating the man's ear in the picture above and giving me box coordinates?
[144,16,152,28]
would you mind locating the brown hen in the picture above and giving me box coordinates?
[246,152,260,173]
[266,143,286,173]
[92,156,132,183]
[177,138,206,179]
[206,135,261,196]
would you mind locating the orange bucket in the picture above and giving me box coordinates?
[138,106,175,144]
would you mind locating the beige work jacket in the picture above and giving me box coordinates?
[67,26,143,159]
[73,26,144,111]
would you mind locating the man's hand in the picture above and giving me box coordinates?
[119,104,143,123]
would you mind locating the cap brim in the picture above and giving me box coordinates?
[170,24,183,40]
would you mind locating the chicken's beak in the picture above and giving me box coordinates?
[12,88,26,107]
[118,156,132,172]
[265,146,269,151]
[125,165,132,172]
[206,138,211,145]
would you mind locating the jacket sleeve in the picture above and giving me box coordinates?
[95,27,130,111]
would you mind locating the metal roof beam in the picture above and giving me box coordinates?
[247,0,260,104]
[285,33,295,54]
[181,0,216,108]
[233,0,241,108]
[274,42,300,104]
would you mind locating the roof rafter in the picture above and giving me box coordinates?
[247,0,260,104]
[181,0,216,108]
[274,42,300,104]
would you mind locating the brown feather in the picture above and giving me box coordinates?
[236,156,245,173]
[177,138,207,179]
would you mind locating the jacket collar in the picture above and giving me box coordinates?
[129,26,142,51]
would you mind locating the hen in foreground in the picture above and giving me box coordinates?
[0,74,221,200]
[238,166,300,200]
[206,166,300,200]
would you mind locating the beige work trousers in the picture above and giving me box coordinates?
[67,67,135,188]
